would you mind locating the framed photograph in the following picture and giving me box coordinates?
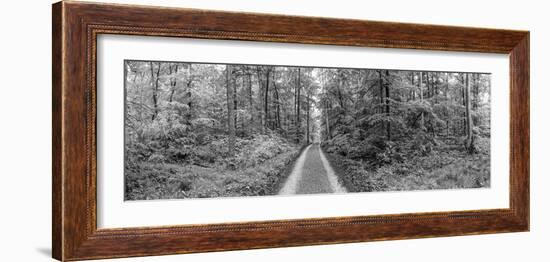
[52,1,529,261]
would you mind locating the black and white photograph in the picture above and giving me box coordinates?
[124,60,491,200]
[2,0,544,261]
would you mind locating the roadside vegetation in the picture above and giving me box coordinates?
[124,61,315,200]
[321,70,491,192]
[125,134,299,200]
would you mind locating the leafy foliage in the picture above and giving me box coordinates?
[125,59,492,199]
[124,61,316,200]
[320,70,491,192]
[125,133,299,200]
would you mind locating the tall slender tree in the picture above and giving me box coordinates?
[247,70,254,130]
[323,70,331,141]
[168,63,179,103]
[418,71,424,128]
[273,69,281,129]
[384,70,391,140]
[465,73,474,153]
[264,68,271,131]
[226,65,236,156]
[295,68,301,143]
[150,62,161,120]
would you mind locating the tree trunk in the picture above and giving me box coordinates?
[473,74,480,126]
[306,93,310,144]
[323,70,331,141]
[281,107,286,132]
[168,64,179,103]
[294,72,297,136]
[430,72,437,99]
[434,72,439,103]
[337,71,345,111]
[296,68,301,143]
[410,72,415,101]
[445,72,450,136]
[273,73,281,129]
[465,73,475,153]
[426,72,431,98]
[325,102,331,141]
[226,65,236,156]
[233,72,238,132]
[138,67,144,123]
[385,70,391,140]
[418,71,424,128]
[185,64,194,124]
[462,74,467,135]
[378,71,383,114]
[150,62,160,120]
[256,68,265,133]
[264,68,271,132]
[247,72,254,130]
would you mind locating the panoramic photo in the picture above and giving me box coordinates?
[124,60,491,201]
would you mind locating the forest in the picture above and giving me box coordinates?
[124,60,490,200]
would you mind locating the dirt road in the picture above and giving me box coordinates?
[279,144,346,195]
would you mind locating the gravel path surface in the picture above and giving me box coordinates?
[279,144,346,195]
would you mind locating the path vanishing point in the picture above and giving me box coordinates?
[279,144,347,195]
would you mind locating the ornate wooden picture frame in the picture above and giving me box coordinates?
[52,1,529,261]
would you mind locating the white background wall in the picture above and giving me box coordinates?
[0,0,547,261]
